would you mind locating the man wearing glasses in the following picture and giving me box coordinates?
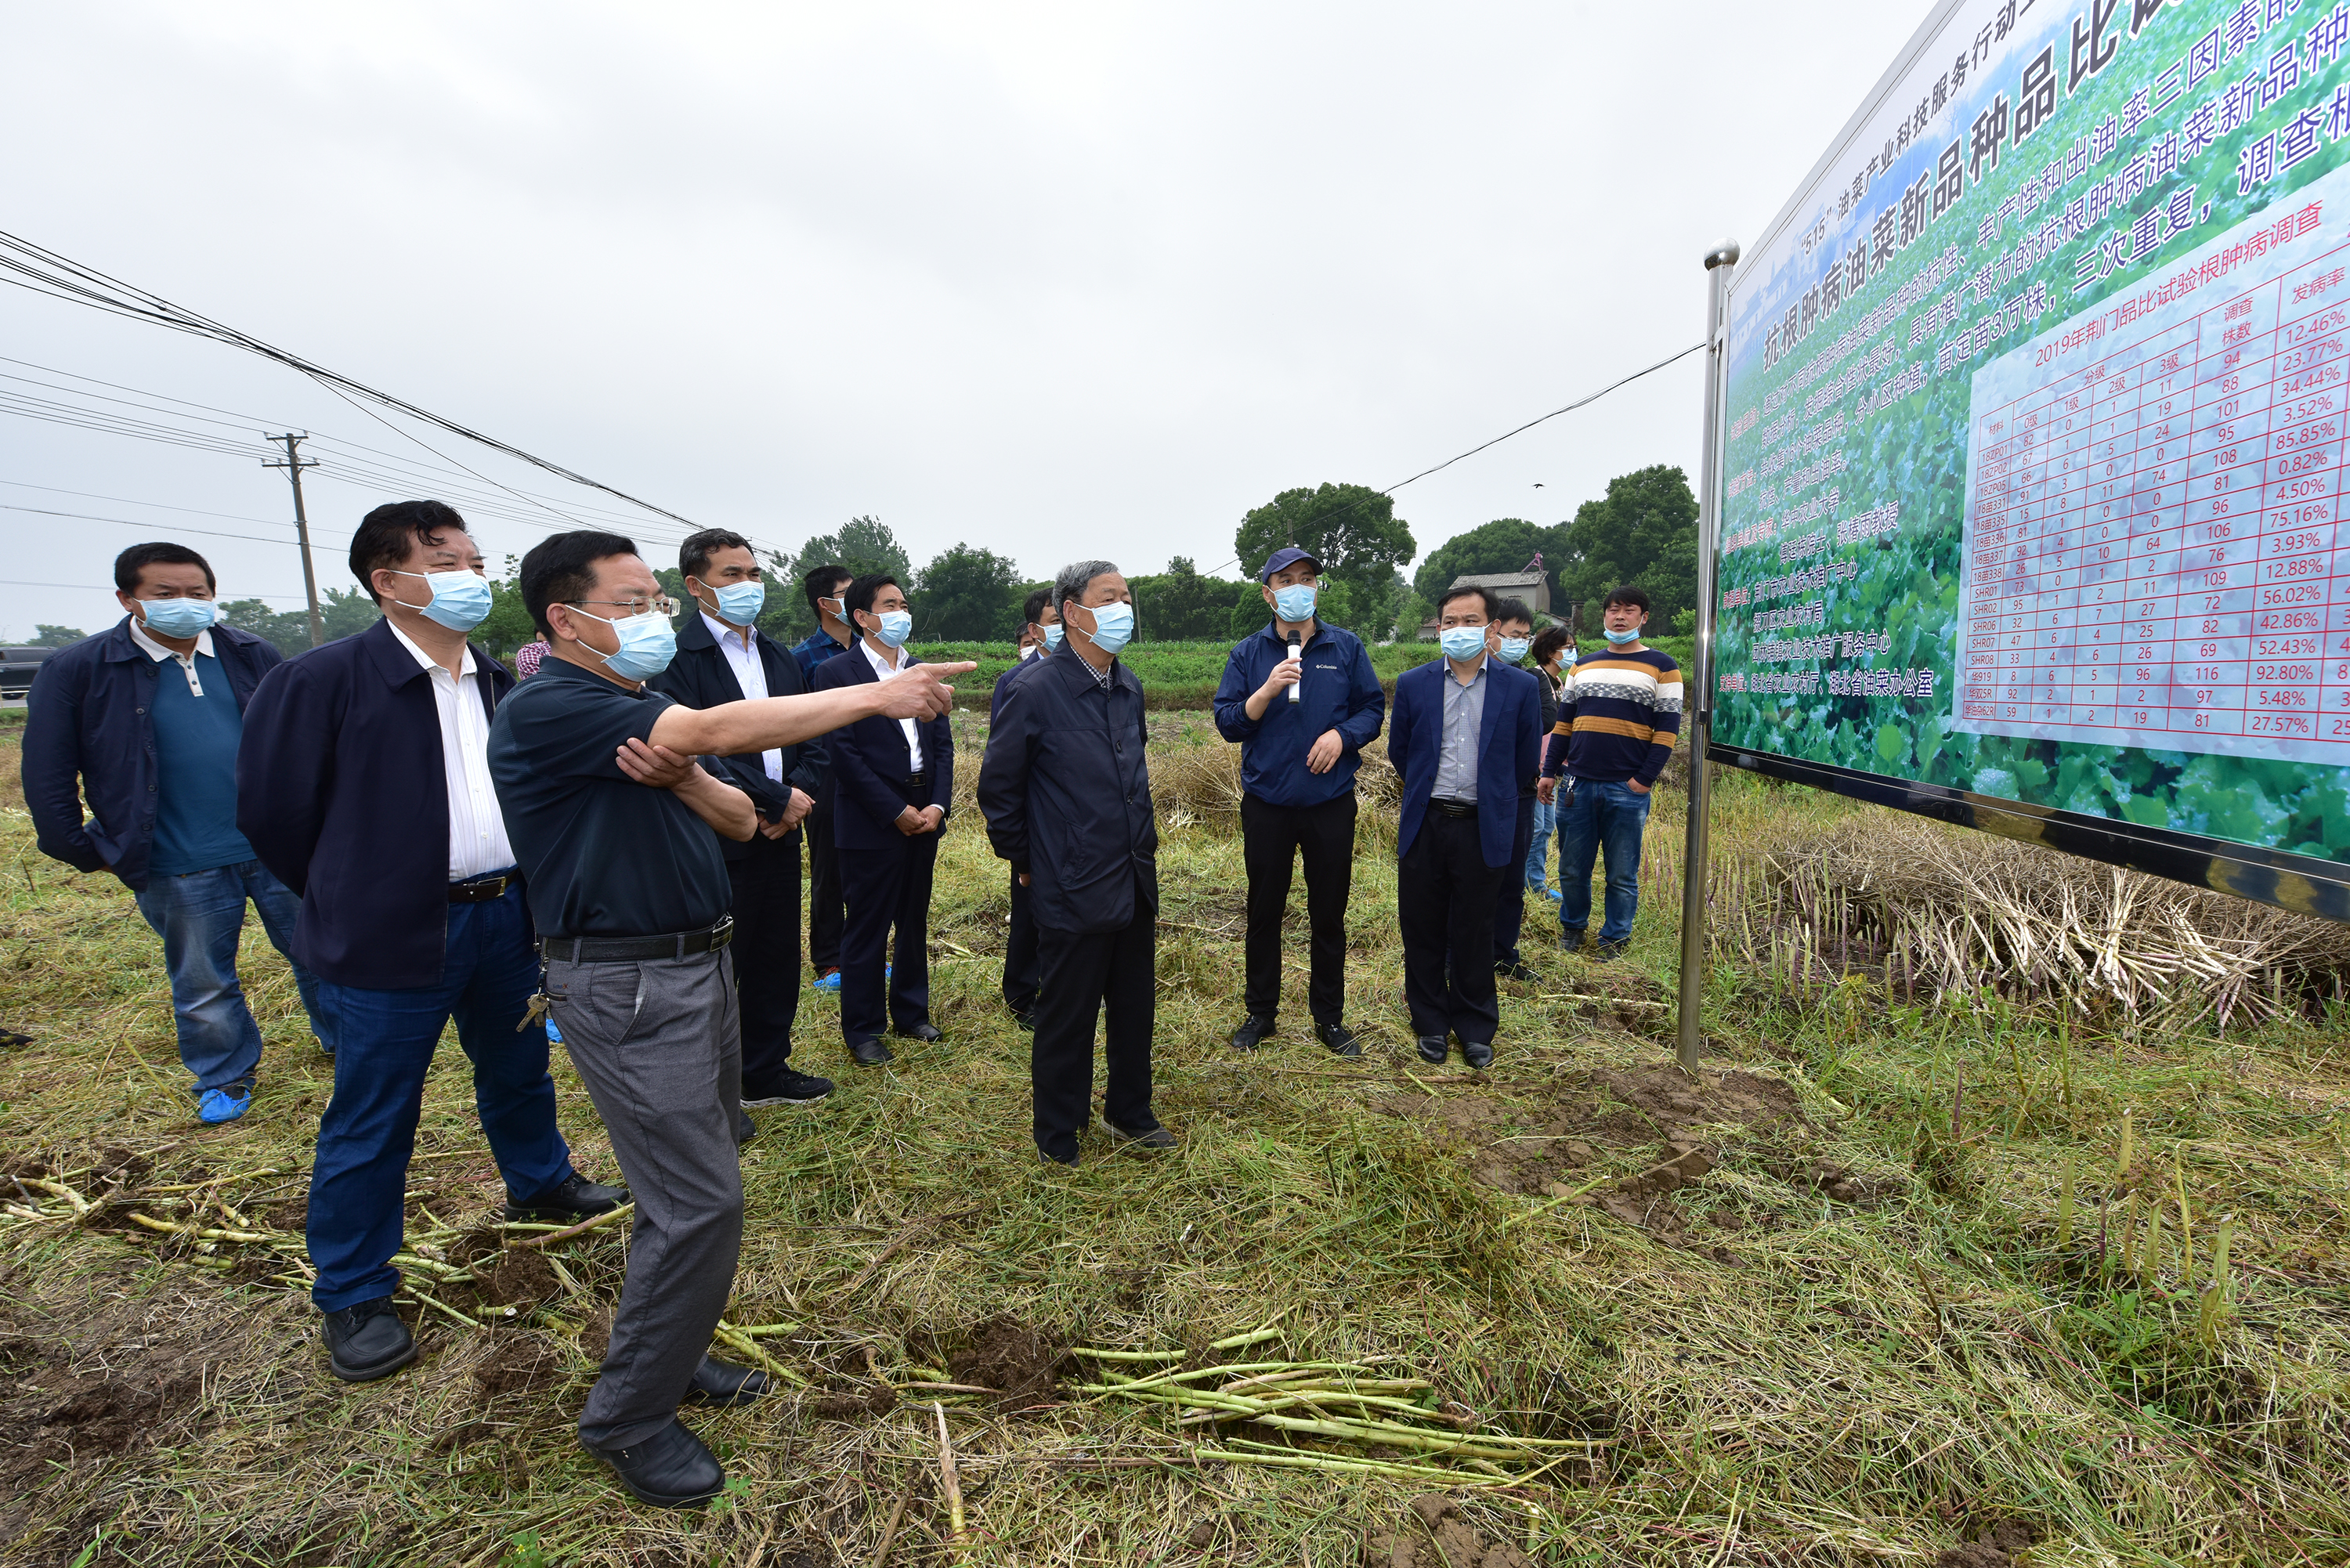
[239,501,621,1386]
[488,531,970,1509]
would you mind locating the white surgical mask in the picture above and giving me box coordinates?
[1439,625,1487,661]
[391,569,493,632]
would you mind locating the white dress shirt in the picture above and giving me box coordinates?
[387,620,517,881]
[128,616,215,695]
[859,638,924,771]
[703,611,783,782]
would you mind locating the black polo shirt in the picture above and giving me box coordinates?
[486,656,730,940]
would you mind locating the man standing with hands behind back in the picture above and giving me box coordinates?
[790,565,858,993]
[812,573,954,1066]
[978,559,1171,1165]
[653,529,832,1107]
[1211,547,1383,1057]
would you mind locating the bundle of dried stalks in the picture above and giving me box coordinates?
[1743,808,2350,1029]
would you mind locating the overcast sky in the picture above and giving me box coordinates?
[1,0,1932,641]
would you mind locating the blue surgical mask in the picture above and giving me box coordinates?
[704,579,766,626]
[392,569,493,632]
[1079,601,1135,657]
[872,610,913,649]
[1043,623,1063,652]
[1271,583,1318,622]
[1439,625,1487,661]
[1603,626,1642,645]
[570,607,678,681]
[138,597,218,639]
[1497,635,1531,663]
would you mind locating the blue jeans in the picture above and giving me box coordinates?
[307,883,574,1311]
[1556,779,1653,946]
[131,858,334,1097]
[1523,797,1556,891]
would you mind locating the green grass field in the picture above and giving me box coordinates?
[2,721,2343,1567]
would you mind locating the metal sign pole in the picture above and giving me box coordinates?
[1675,239,1739,1071]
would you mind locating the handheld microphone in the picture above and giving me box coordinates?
[1286,637,1302,702]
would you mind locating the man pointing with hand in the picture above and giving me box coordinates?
[488,531,970,1511]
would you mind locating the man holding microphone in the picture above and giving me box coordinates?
[1210,547,1384,1057]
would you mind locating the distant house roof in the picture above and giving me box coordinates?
[1445,569,1550,613]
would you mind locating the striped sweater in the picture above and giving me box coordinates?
[1539,645,1682,786]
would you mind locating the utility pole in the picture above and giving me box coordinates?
[263,432,324,648]
[1675,238,1739,1072]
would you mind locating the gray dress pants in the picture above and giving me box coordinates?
[545,947,743,1449]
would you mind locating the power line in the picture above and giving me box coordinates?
[1377,341,1707,493]
[1,501,351,549]
[0,576,307,602]
[0,228,699,529]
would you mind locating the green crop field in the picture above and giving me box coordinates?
[2,724,2345,1566]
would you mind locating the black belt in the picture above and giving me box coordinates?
[900,771,931,793]
[450,869,519,903]
[540,916,734,964]
[1429,797,1479,818]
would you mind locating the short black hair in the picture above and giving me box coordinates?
[1022,587,1053,627]
[1531,626,1572,667]
[521,530,639,640]
[680,528,751,583]
[1604,584,1651,613]
[802,562,854,616]
[114,542,215,596]
[1491,596,1533,629]
[1437,583,1499,620]
[843,571,902,622]
[349,500,468,603]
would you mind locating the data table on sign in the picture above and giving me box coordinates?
[1954,240,2350,768]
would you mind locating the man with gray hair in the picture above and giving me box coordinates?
[977,559,1171,1165]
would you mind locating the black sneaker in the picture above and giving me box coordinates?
[1228,1014,1275,1051]
[322,1296,417,1382]
[1500,961,1538,982]
[1104,1120,1177,1152]
[503,1171,629,1223]
[742,1068,833,1107]
[1559,929,1588,953]
[1593,938,1631,962]
[583,1418,725,1509]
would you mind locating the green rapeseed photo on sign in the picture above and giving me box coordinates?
[1713,0,2350,917]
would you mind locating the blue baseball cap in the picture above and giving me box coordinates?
[1258,546,1321,583]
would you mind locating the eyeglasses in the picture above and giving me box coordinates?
[568,595,680,618]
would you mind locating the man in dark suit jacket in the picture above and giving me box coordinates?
[978,559,1170,1165]
[237,501,620,1386]
[1386,583,1542,1068]
[810,571,953,1064]
[651,529,833,1107]
[987,586,1060,1028]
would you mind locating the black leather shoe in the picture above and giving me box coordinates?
[1229,1014,1275,1051]
[1104,1120,1176,1152]
[736,1112,759,1145]
[895,1021,944,1042]
[1038,1147,1079,1168]
[1416,1035,1448,1064]
[1500,961,1538,982]
[1560,929,1588,952]
[1594,938,1631,962]
[1314,1021,1361,1058]
[1461,1039,1495,1070]
[851,1038,895,1066]
[741,1067,833,1107]
[584,1418,725,1509]
[503,1171,628,1222]
[682,1355,770,1407]
[322,1296,417,1383]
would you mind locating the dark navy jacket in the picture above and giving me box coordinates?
[1211,620,1385,807]
[235,617,515,990]
[23,617,282,892]
[1386,656,1542,869]
[811,644,954,851]
[649,612,826,862]
[990,652,1050,721]
[977,649,1156,934]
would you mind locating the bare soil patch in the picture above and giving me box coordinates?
[1363,1496,1535,1568]
[1936,1518,2037,1568]
[945,1314,1068,1410]
[475,1246,559,1309]
[472,1332,566,1397]
[1377,1064,1809,1252]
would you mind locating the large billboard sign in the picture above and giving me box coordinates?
[1713,0,2350,919]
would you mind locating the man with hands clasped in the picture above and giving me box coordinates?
[651,529,832,1107]
[811,573,955,1066]
[1209,547,1384,1057]
[989,587,1061,1028]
